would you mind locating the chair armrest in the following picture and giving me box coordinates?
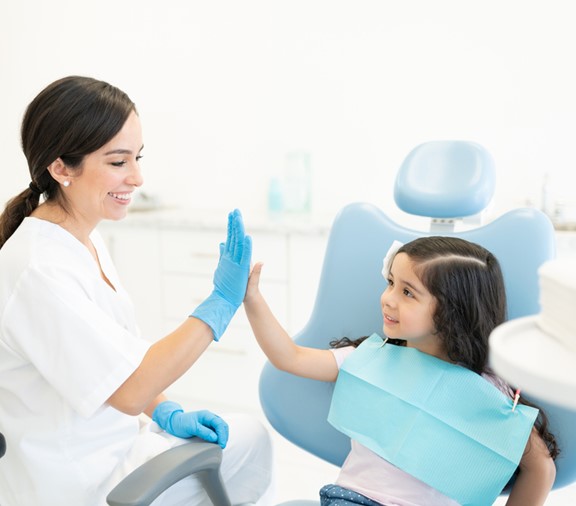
[106,438,232,506]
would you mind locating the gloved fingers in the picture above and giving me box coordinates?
[233,209,245,238]
[212,416,229,448]
[193,424,219,445]
[231,209,245,263]
[221,209,250,265]
[222,210,237,260]
[240,235,252,269]
[197,410,230,448]
[225,210,234,256]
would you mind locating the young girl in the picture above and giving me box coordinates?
[244,236,558,506]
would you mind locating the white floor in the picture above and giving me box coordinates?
[267,425,338,503]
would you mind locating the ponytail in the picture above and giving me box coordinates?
[0,186,42,249]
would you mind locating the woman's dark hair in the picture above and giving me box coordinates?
[332,235,559,459]
[0,75,136,248]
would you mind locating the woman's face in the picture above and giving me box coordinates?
[380,253,446,360]
[66,111,144,225]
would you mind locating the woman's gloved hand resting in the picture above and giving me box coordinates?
[152,400,229,448]
[190,209,252,341]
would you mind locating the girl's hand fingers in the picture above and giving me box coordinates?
[246,262,263,293]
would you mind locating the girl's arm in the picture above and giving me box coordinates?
[244,262,339,382]
[505,428,556,505]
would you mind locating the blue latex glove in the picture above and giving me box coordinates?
[152,400,229,449]
[191,209,252,340]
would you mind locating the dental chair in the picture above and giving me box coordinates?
[258,140,576,505]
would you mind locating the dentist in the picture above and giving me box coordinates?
[0,76,272,505]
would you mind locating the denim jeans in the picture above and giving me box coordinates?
[319,484,384,506]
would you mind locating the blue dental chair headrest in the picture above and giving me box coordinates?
[395,140,496,218]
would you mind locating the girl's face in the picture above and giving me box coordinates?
[66,111,144,226]
[381,252,447,360]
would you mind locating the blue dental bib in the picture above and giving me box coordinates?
[328,334,538,506]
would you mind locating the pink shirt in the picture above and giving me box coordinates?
[330,346,511,506]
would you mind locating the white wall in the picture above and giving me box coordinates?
[1,0,575,224]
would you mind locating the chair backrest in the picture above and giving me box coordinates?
[259,141,575,490]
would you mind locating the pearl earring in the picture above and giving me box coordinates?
[63,180,70,187]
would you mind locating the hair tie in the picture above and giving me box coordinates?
[382,240,404,278]
[28,181,42,195]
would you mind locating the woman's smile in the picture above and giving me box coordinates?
[108,191,132,204]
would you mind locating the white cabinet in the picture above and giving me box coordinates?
[556,231,576,259]
[99,210,329,411]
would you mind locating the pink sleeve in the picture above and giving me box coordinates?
[330,346,355,369]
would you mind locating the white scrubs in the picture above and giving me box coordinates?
[0,218,273,506]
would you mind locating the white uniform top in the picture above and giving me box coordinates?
[0,218,151,505]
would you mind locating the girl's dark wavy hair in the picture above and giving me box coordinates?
[331,236,559,460]
[0,76,136,249]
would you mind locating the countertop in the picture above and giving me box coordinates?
[99,206,333,235]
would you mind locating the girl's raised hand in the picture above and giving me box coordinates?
[245,262,264,302]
